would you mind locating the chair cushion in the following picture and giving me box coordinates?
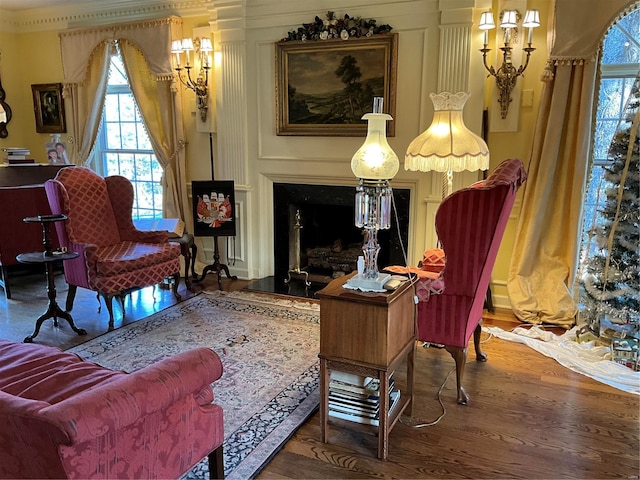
[0,340,123,405]
[94,241,181,276]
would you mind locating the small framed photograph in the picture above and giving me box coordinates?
[45,140,70,165]
[31,83,66,134]
[191,180,236,237]
[276,33,398,136]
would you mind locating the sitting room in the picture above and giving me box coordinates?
[0,0,638,478]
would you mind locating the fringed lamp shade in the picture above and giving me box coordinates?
[405,92,489,195]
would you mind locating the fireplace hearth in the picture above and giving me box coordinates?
[248,183,409,297]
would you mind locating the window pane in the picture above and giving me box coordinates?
[119,95,136,122]
[120,123,138,149]
[105,122,122,149]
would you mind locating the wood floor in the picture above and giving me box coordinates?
[1,270,638,479]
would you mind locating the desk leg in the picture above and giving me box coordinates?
[320,358,329,443]
[24,263,87,343]
[378,370,390,460]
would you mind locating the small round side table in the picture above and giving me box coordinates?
[18,214,87,343]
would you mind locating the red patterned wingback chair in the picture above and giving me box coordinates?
[45,167,182,329]
[391,158,527,405]
[0,339,225,479]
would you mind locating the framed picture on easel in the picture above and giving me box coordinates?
[191,180,236,237]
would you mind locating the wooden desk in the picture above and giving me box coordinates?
[316,273,416,460]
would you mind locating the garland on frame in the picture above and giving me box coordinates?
[282,11,392,42]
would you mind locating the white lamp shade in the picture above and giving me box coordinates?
[351,112,399,180]
[200,37,213,52]
[181,38,194,51]
[500,10,518,28]
[171,40,183,53]
[405,92,489,173]
[523,9,541,28]
[479,12,495,30]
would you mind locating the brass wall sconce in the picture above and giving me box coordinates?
[171,36,213,122]
[479,9,540,119]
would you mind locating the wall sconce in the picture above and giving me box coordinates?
[479,9,540,119]
[346,97,399,292]
[171,36,213,122]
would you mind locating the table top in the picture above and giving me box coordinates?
[17,251,78,264]
[315,272,412,306]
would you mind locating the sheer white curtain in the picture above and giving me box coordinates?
[58,17,190,223]
[507,0,639,327]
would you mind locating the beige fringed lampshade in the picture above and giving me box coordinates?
[405,92,489,176]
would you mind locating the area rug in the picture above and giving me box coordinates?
[68,290,321,479]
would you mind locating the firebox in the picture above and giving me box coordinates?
[273,183,410,287]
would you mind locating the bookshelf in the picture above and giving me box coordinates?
[317,272,416,460]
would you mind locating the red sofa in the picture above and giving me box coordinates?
[0,339,225,479]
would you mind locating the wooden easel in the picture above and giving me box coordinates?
[193,132,237,290]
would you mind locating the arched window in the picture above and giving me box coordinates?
[578,7,640,353]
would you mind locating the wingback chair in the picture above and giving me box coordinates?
[388,158,527,405]
[45,167,182,330]
[0,339,225,479]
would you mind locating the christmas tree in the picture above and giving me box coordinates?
[580,74,640,368]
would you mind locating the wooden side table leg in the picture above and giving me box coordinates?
[320,358,329,443]
[406,341,416,416]
[378,370,390,460]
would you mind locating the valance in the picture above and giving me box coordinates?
[549,0,638,63]
[59,16,182,84]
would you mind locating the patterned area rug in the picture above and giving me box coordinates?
[68,290,321,479]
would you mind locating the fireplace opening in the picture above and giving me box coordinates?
[272,183,410,288]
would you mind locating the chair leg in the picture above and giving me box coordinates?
[474,323,488,362]
[171,272,182,301]
[208,444,224,479]
[444,345,470,405]
[100,293,117,330]
[65,285,77,312]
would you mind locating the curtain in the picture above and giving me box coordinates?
[58,17,188,221]
[64,42,109,166]
[507,0,639,327]
[119,41,190,226]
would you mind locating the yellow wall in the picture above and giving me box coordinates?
[0,30,65,159]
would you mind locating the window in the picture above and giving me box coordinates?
[90,51,164,220]
[580,9,640,259]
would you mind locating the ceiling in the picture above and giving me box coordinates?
[0,0,90,10]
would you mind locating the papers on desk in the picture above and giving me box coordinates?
[134,218,185,239]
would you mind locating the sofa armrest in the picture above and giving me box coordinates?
[39,348,223,444]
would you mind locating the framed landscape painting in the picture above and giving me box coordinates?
[276,33,398,136]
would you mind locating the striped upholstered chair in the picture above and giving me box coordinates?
[388,158,527,405]
[45,167,182,330]
[419,158,526,404]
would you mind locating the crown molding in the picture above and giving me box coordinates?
[0,0,213,33]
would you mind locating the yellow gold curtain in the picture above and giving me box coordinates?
[507,0,639,327]
[119,41,190,228]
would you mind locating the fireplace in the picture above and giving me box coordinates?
[272,183,410,288]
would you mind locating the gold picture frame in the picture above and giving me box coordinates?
[31,83,66,134]
[276,33,398,136]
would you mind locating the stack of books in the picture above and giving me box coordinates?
[3,148,35,165]
[328,371,400,426]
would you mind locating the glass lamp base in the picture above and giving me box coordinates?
[345,272,391,292]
